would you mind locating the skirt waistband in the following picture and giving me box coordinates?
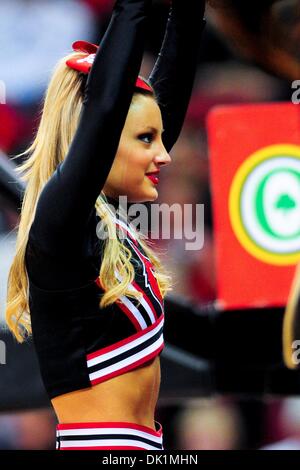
[56,421,163,450]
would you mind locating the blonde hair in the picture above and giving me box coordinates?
[6,51,172,342]
[283,264,300,369]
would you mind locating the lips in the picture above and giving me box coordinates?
[146,171,160,185]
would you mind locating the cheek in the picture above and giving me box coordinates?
[110,148,131,181]
[122,150,150,178]
[111,143,152,186]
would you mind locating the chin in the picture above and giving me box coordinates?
[136,194,157,203]
[127,185,158,203]
[146,188,158,202]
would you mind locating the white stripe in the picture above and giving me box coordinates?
[113,217,137,241]
[138,295,156,323]
[115,270,156,325]
[113,270,148,329]
[128,239,163,312]
[59,439,160,450]
[120,281,156,325]
[87,316,164,368]
[58,427,161,443]
[119,295,148,329]
[89,334,164,382]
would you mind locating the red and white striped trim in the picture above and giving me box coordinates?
[116,296,146,331]
[115,218,138,244]
[115,270,157,330]
[128,239,163,305]
[86,315,164,385]
[56,421,163,450]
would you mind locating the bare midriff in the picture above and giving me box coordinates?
[51,356,161,431]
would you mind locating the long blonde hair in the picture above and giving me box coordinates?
[283,264,300,369]
[6,51,172,342]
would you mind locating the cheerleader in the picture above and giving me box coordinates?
[6,0,205,450]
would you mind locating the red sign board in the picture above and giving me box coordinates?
[207,103,300,309]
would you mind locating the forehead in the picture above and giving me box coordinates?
[127,94,162,129]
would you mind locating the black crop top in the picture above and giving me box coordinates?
[25,0,205,399]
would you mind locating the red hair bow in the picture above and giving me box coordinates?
[66,40,153,92]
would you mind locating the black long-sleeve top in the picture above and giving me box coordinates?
[25,0,206,399]
[26,0,205,289]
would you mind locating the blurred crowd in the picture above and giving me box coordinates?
[0,0,298,450]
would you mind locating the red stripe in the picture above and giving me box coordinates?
[60,446,148,450]
[86,315,164,360]
[130,242,163,304]
[115,300,143,331]
[94,277,102,289]
[90,342,164,386]
[57,421,162,437]
[95,224,163,317]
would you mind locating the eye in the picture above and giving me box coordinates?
[138,133,154,144]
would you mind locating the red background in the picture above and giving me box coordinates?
[207,102,300,309]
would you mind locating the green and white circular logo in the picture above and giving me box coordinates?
[229,144,300,265]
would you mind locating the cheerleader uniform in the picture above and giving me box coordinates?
[25,0,205,450]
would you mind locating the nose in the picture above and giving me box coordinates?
[153,144,171,167]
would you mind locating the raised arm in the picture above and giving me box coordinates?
[149,0,205,152]
[30,0,151,253]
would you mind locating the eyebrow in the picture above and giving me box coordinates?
[143,126,165,134]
